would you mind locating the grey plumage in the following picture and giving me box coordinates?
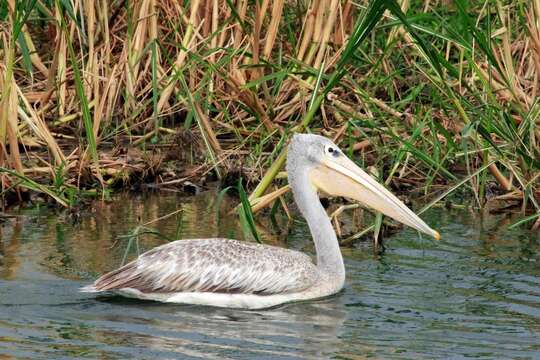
[87,238,319,295]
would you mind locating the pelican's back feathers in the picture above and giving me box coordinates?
[85,239,319,296]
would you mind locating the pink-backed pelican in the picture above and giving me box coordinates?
[82,134,439,309]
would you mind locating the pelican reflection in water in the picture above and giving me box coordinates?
[82,134,439,309]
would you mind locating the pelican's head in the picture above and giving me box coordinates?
[287,133,440,240]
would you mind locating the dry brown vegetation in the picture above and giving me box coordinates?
[0,0,539,229]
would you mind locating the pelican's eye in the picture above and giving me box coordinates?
[325,145,340,157]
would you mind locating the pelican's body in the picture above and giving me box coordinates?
[84,239,342,309]
[83,134,439,309]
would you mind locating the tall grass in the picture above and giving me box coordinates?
[0,0,538,229]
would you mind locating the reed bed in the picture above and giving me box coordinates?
[0,0,539,234]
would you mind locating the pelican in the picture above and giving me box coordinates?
[82,134,439,309]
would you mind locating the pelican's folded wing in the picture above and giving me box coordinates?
[86,239,319,295]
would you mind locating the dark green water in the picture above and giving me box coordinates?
[1,191,539,359]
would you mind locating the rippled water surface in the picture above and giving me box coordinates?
[1,191,539,359]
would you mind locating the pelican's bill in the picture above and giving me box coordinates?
[308,155,440,240]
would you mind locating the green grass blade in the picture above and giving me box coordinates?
[16,31,33,78]
[508,212,540,230]
[238,179,261,243]
[0,167,68,207]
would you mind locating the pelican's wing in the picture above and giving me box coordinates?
[87,239,319,295]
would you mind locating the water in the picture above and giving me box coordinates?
[1,191,539,359]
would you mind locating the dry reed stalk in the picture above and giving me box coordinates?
[251,185,290,213]
[477,63,530,110]
[53,2,68,117]
[187,5,200,93]
[313,0,327,46]
[0,11,23,177]
[227,72,276,132]
[99,0,111,68]
[297,0,319,62]
[210,0,219,65]
[218,3,232,48]
[526,1,540,98]
[274,100,306,124]
[234,0,248,51]
[312,0,339,70]
[85,0,96,98]
[496,2,519,101]
[329,96,370,119]
[157,0,202,113]
[263,0,284,59]
[250,1,262,81]
[15,85,65,166]
[93,65,119,139]
[193,101,222,154]
[4,84,23,175]
[302,0,331,67]
[203,0,212,37]
[354,90,403,118]
[274,0,345,124]
[277,186,292,220]
[125,0,151,112]
[335,0,353,45]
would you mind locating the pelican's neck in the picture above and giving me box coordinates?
[289,167,345,280]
